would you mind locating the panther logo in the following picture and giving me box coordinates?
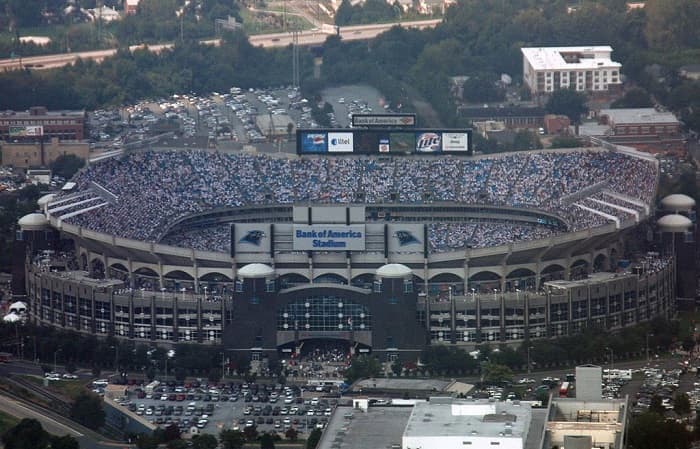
[239,230,266,246]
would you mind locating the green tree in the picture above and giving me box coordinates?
[550,136,581,148]
[69,391,105,430]
[343,355,381,383]
[49,154,85,180]
[649,395,665,415]
[243,424,258,441]
[260,432,275,449]
[645,0,700,49]
[545,89,589,125]
[136,434,159,449]
[219,429,246,449]
[306,428,322,449]
[512,129,542,151]
[481,362,513,385]
[391,358,402,376]
[49,435,80,449]
[674,392,691,417]
[1,418,50,449]
[611,88,653,108]
[285,427,298,441]
[191,434,218,449]
[462,73,505,103]
[335,0,354,25]
[166,440,189,449]
[628,412,691,449]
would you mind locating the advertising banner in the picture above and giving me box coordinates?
[293,224,365,251]
[234,223,271,253]
[327,132,354,152]
[299,131,327,153]
[387,223,424,254]
[9,125,43,137]
[442,132,470,152]
[351,114,416,127]
[415,131,442,152]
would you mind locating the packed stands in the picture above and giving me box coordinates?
[55,149,657,253]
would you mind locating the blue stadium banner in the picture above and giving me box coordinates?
[293,225,366,251]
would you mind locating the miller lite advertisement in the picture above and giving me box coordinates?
[415,132,442,152]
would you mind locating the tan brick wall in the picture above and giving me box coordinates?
[1,139,89,169]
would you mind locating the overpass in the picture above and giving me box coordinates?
[0,19,441,71]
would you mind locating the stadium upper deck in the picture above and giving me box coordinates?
[48,147,656,255]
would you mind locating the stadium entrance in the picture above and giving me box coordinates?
[278,338,371,379]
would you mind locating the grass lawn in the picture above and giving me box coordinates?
[20,375,88,401]
[0,410,20,436]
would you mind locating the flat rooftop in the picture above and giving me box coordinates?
[353,378,454,392]
[404,398,532,440]
[600,108,679,125]
[522,46,621,71]
[318,405,413,449]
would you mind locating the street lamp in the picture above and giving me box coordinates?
[527,345,534,374]
[493,288,498,300]
[161,287,166,301]
[605,347,614,371]
[646,333,654,364]
[204,286,208,302]
[110,345,119,373]
[516,288,520,301]
[165,349,175,381]
[53,348,62,373]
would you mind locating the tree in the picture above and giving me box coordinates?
[645,0,700,49]
[335,0,353,26]
[135,434,159,449]
[260,432,275,449]
[481,362,513,385]
[50,435,80,449]
[550,136,581,148]
[391,358,402,376]
[219,429,246,449]
[461,73,505,103]
[166,440,190,449]
[49,154,85,180]
[674,392,691,417]
[628,412,691,449]
[611,88,653,108]
[162,423,181,442]
[191,434,218,449]
[545,89,588,125]
[306,428,322,449]
[70,391,105,430]
[649,395,665,415]
[285,427,298,441]
[243,424,258,441]
[1,418,50,449]
[343,355,381,383]
[512,129,542,151]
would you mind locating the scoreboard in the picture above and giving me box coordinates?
[297,129,473,155]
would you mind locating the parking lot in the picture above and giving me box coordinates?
[114,380,337,437]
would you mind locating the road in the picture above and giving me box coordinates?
[0,19,441,72]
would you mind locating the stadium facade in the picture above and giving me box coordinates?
[19,145,676,362]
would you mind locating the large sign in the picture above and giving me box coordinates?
[297,128,472,155]
[352,114,416,128]
[327,132,354,153]
[293,225,365,251]
[442,132,470,152]
[387,223,424,254]
[233,223,271,254]
[299,131,327,153]
[9,125,43,137]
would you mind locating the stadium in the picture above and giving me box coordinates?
[20,142,676,363]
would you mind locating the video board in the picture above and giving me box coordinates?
[297,129,472,155]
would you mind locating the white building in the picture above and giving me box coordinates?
[402,398,532,449]
[521,46,622,95]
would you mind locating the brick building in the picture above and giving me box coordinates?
[598,108,684,155]
[1,138,89,169]
[0,107,86,142]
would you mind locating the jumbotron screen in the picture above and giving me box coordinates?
[296,129,473,155]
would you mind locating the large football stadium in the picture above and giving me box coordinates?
[22,143,676,361]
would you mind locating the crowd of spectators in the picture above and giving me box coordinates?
[60,149,657,252]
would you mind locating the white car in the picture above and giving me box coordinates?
[62,373,78,379]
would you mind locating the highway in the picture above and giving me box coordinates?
[0,19,441,72]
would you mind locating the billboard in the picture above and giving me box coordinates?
[415,132,442,152]
[234,223,271,254]
[442,132,470,152]
[9,125,43,137]
[299,131,327,153]
[352,114,416,127]
[388,224,424,254]
[327,132,354,153]
[297,129,472,155]
[293,225,365,251]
